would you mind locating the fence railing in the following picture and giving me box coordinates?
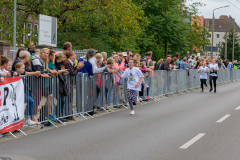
[15,69,240,127]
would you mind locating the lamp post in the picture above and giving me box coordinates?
[211,5,229,60]
[13,0,17,50]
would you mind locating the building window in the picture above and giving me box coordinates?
[217,34,220,38]
[209,34,211,38]
[28,23,32,34]
[34,24,38,32]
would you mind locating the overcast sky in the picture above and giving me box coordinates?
[185,0,240,25]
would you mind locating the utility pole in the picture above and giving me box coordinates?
[211,5,229,60]
[232,27,235,62]
[211,12,214,60]
[225,32,227,59]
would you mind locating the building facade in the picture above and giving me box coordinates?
[191,15,240,57]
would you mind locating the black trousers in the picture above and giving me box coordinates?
[209,76,218,90]
[200,79,207,90]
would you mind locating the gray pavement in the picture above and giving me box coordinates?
[0,82,240,160]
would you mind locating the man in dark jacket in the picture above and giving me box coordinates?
[223,58,228,68]
[160,55,172,71]
[160,55,172,94]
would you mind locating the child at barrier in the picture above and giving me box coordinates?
[64,50,84,120]
[112,55,126,105]
[115,58,144,115]
[105,58,119,109]
[198,62,209,92]
[0,56,19,77]
[15,62,37,125]
[139,62,150,100]
[53,52,69,122]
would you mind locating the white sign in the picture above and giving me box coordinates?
[38,14,57,47]
[0,77,24,134]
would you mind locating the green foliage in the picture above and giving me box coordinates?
[1,0,209,61]
[220,29,240,61]
[189,17,211,54]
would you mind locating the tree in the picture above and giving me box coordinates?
[0,0,146,53]
[220,29,240,61]
[189,17,211,54]
[133,0,204,61]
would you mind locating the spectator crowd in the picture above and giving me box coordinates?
[0,41,239,129]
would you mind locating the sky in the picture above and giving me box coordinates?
[185,0,240,25]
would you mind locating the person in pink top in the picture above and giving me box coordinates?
[112,55,126,104]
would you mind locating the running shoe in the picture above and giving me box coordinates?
[130,110,135,115]
[49,115,57,122]
[25,119,36,126]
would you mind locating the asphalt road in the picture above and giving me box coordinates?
[0,82,240,160]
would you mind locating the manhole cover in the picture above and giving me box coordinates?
[0,157,13,160]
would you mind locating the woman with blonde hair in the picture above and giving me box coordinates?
[32,48,57,124]
[156,58,163,70]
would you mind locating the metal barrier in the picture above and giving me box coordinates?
[19,69,240,126]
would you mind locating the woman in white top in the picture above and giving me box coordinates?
[198,62,209,92]
[116,58,144,115]
[209,59,219,93]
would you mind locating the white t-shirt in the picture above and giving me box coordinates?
[209,64,219,76]
[0,69,8,74]
[121,67,144,91]
[198,66,209,79]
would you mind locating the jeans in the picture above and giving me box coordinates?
[107,85,119,106]
[56,96,65,117]
[24,93,34,118]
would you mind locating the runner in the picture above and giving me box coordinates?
[115,58,144,115]
[198,62,209,92]
[209,59,219,93]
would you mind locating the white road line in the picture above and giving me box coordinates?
[216,114,231,123]
[179,133,206,149]
[235,106,240,110]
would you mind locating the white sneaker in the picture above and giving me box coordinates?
[26,119,36,126]
[130,110,135,115]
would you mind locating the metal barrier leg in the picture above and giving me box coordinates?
[9,132,17,138]
[17,129,27,136]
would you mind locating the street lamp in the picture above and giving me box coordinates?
[211,5,229,60]
[13,0,17,50]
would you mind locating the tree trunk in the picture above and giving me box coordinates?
[165,40,168,57]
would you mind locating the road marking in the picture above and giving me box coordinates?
[216,114,231,123]
[235,106,240,110]
[179,133,206,149]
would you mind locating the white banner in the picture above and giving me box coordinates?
[0,77,24,134]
